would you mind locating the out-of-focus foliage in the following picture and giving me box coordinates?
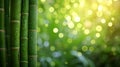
[37,0,120,67]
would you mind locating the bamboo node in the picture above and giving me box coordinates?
[29,29,37,32]
[20,61,28,63]
[29,55,37,58]
[11,47,19,50]
[11,20,20,23]
[30,4,37,7]
[0,48,6,50]
[0,29,5,32]
[0,8,4,11]
[21,12,28,15]
[21,37,28,40]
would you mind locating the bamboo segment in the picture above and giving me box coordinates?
[20,0,29,67]
[0,0,6,67]
[28,0,38,67]
[10,0,21,67]
[4,0,10,66]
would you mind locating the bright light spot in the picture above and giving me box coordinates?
[73,3,78,8]
[45,24,48,27]
[106,0,112,6]
[89,47,94,52]
[82,46,88,52]
[71,0,75,3]
[65,61,68,64]
[49,7,54,12]
[111,17,115,21]
[101,19,106,23]
[41,0,46,3]
[65,15,71,21]
[97,0,103,3]
[114,0,118,1]
[77,52,82,56]
[96,25,102,32]
[84,29,90,35]
[79,0,85,7]
[108,22,112,27]
[53,28,59,33]
[50,46,55,51]
[91,39,96,44]
[87,10,93,15]
[92,3,98,10]
[96,33,100,38]
[98,5,103,11]
[74,16,80,22]
[58,33,64,38]
[68,21,74,29]
[55,20,59,24]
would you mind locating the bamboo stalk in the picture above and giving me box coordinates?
[10,0,21,67]
[28,0,38,67]
[4,0,10,66]
[20,0,29,67]
[0,0,6,67]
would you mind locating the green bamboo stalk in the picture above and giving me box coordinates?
[28,0,38,67]
[10,0,21,67]
[20,0,29,67]
[4,0,10,66]
[0,0,6,67]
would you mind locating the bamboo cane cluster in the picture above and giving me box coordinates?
[0,0,37,67]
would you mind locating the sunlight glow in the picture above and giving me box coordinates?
[68,21,74,29]
[49,7,54,12]
[106,0,112,6]
[41,0,46,3]
[74,16,81,22]
[79,0,85,7]
[66,5,71,9]
[96,33,100,38]
[87,10,93,15]
[111,17,115,21]
[108,22,113,27]
[84,29,90,35]
[73,3,79,8]
[58,33,64,38]
[77,52,82,56]
[53,28,59,33]
[96,25,102,32]
[101,18,106,23]
[98,5,103,11]
[65,15,71,21]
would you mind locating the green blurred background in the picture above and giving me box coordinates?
[37,0,120,67]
